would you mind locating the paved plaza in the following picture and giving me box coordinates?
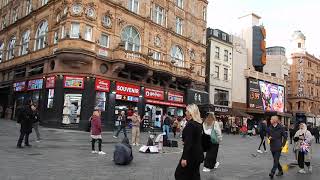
[0,119,319,180]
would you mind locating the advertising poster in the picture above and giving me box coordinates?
[13,81,26,92]
[248,78,263,110]
[64,76,84,89]
[28,79,43,90]
[46,76,56,88]
[259,81,284,112]
[168,92,184,103]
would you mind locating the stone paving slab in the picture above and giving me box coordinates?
[0,119,320,180]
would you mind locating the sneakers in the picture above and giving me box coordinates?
[276,171,283,176]
[98,151,106,155]
[269,172,274,179]
[298,169,306,174]
[132,143,136,146]
[36,140,41,143]
[264,150,268,153]
[308,166,312,173]
[136,143,140,146]
[202,167,211,172]
[257,150,263,153]
[113,136,118,138]
[214,162,220,169]
[91,151,98,154]
[25,144,32,147]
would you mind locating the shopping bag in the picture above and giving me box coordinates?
[211,129,218,144]
[267,138,270,144]
[281,141,289,153]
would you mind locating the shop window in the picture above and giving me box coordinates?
[62,94,82,124]
[47,89,54,108]
[214,89,229,106]
[14,68,26,78]
[95,92,107,111]
[29,64,44,76]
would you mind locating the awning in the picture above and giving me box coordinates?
[230,109,253,118]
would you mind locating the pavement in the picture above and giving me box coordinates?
[0,119,320,180]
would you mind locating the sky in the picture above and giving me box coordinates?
[207,0,320,57]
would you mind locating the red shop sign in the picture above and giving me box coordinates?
[168,91,184,103]
[95,79,110,92]
[64,76,84,89]
[116,82,140,96]
[145,88,164,100]
[46,76,56,88]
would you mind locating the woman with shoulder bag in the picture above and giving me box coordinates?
[175,104,204,180]
[202,112,222,172]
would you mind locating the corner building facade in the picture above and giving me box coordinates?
[0,0,208,130]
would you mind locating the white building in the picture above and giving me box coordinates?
[207,28,233,110]
[231,36,248,109]
[264,46,290,80]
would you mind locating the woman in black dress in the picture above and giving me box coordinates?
[175,104,204,180]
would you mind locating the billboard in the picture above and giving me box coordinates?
[259,81,284,113]
[248,78,263,110]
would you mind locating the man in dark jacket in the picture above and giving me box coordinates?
[16,100,34,148]
[113,111,127,138]
[267,116,287,179]
[313,126,319,144]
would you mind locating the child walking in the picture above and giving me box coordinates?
[90,110,106,155]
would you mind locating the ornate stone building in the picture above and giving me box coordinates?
[0,0,208,129]
[287,31,320,125]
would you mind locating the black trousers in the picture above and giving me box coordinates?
[173,127,177,137]
[17,132,30,147]
[91,139,102,151]
[298,151,311,168]
[175,159,201,180]
[204,144,219,169]
[315,136,319,143]
[271,151,283,174]
[258,136,266,151]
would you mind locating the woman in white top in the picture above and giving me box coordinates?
[203,112,222,172]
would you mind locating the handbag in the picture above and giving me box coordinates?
[211,129,218,144]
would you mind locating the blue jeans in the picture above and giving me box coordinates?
[163,125,170,136]
[271,151,283,173]
[115,126,127,138]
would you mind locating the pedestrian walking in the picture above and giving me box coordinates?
[225,121,230,134]
[257,120,267,153]
[202,112,222,172]
[289,124,296,144]
[172,117,179,138]
[90,110,105,155]
[313,127,319,144]
[218,119,223,133]
[268,116,287,179]
[163,113,171,137]
[175,104,204,180]
[16,100,34,148]
[113,111,127,138]
[294,123,314,174]
[32,105,41,142]
[130,110,141,146]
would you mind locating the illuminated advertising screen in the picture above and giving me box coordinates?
[248,78,263,110]
[259,81,284,113]
[28,79,43,90]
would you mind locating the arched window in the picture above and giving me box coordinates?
[35,20,48,50]
[0,41,4,62]
[7,36,16,60]
[21,30,30,55]
[121,26,141,52]
[171,45,184,67]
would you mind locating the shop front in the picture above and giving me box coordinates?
[167,91,185,117]
[144,87,165,128]
[61,76,85,126]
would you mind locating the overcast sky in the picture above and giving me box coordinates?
[207,0,320,57]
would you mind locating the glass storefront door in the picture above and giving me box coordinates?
[62,94,82,124]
